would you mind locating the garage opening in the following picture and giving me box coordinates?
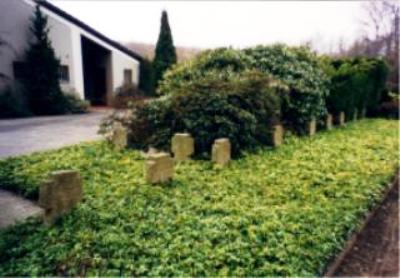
[81,36,111,105]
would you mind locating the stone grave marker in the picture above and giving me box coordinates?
[112,123,128,150]
[335,111,345,126]
[326,114,333,130]
[145,152,174,184]
[272,125,284,147]
[353,108,358,121]
[171,133,194,161]
[39,170,83,225]
[307,118,317,136]
[360,107,367,118]
[211,138,231,166]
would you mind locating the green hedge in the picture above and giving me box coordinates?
[0,119,397,276]
[109,45,389,156]
[323,57,389,119]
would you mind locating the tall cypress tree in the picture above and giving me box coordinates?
[153,10,177,89]
[22,5,67,115]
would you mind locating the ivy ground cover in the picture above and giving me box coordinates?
[0,119,398,276]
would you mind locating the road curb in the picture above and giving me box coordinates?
[323,170,399,277]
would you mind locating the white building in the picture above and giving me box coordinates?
[0,0,142,105]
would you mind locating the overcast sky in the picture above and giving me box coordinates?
[49,0,367,53]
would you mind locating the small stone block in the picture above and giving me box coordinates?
[39,170,82,225]
[171,133,194,161]
[335,111,345,126]
[326,114,333,130]
[353,108,358,121]
[307,119,317,136]
[339,111,345,125]
[112,124,128,150]
[360,107,367,118]
[212,138,231,166]
[272,125,284,146]
[145,152,174,184]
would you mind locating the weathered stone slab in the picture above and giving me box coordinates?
[171,133,194,161]
[39,170,82,225]
[335,111,345,126]
[326,114,333,130]
[211,138,231,166]
[307,119,317,136]
[272,125,284,147]
[145,152,174,184]
[112,123,128,150]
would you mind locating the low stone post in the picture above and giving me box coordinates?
[272,125,284,147]
[353,108,358,121]
[306,118,317,136]
[145,152,174,184]
[211,138,231,166]
[112,124,128,150]
[335,111,345,126]
[171,133,194,161]
[326,114,333,130]
[360,107,367,119]
[39,170,83,225]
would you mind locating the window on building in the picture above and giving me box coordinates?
[123,69,132,85]
[59,65,70,82]
[13,61,28,80]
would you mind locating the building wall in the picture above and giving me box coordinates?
[112,51,140,90]
[0,0,140,103]
[0,0,33,88]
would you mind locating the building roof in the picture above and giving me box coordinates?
[35,0,143,62]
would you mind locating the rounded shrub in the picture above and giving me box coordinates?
[128,70,283,156]
[157,47,251,95]
[243,44,329,131]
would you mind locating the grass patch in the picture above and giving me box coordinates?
[0,119,398,276]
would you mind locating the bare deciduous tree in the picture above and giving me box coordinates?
[360,0,399,91]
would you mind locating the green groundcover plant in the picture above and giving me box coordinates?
[0,119,398,276]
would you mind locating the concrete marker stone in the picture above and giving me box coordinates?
[211,138,231,166]
[38,170,82,225]
[326,114,333,130]
[145,152,174,184]
[171,133,194,161]
[112,123,128,150]
[335,111,345,126]
[272,124,284,146]
[307,118,317,136]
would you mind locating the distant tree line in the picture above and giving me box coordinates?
[338,1,399,93]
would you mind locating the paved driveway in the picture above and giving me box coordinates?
[0,111,109,158]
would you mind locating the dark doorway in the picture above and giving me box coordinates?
[81,36,111,105]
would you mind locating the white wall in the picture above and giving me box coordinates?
[0,0,140,102]
[46,12,78,95]
[112,51,140,90]
[32,0,141,100]
[0,0,33,88]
